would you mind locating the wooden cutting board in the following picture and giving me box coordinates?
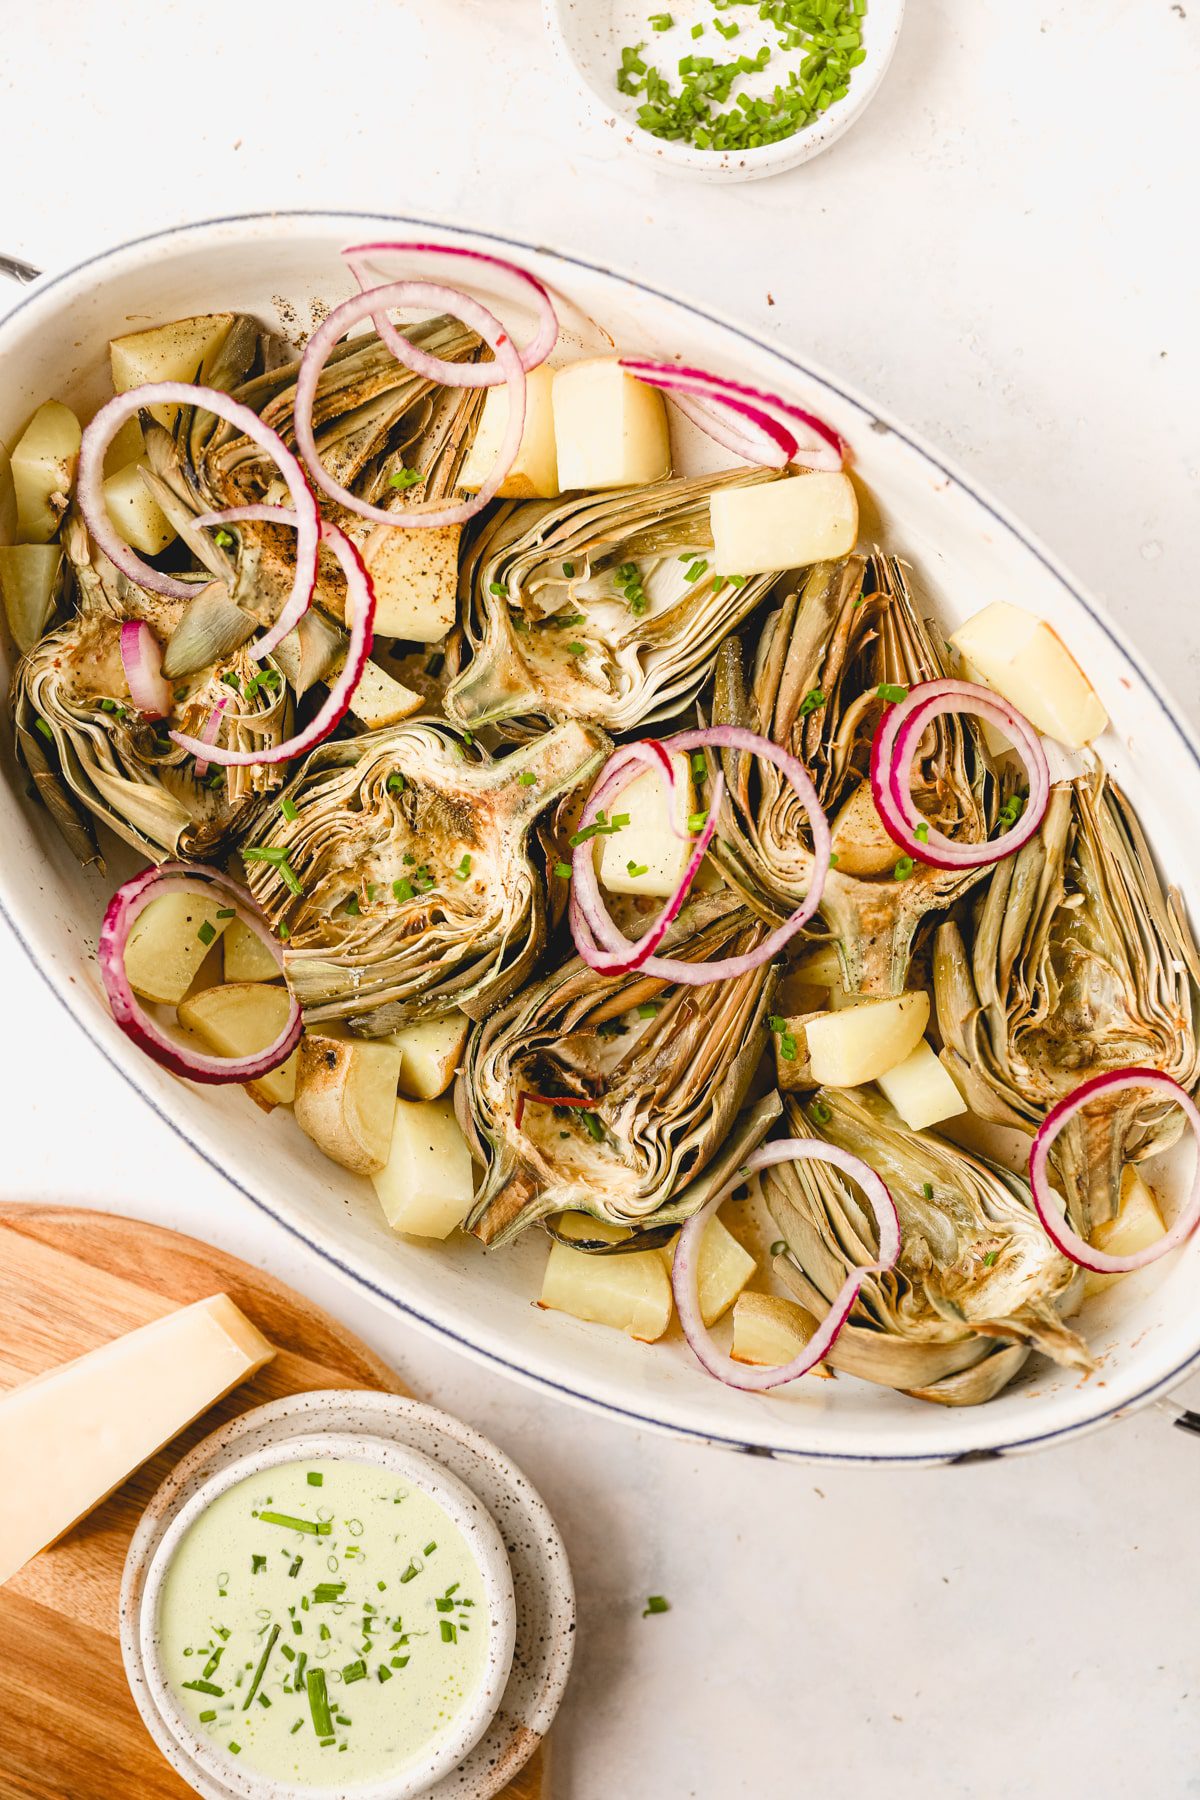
[0,1205,546,1800]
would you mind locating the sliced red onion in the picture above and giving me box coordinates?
[671,1139,900,1390]
[170,516,374,767]
[295,281,525,530]
[97,862,300,1084]
[619,359,844,473]
[192,696,229,780]
[342,241,558,387]
[77,383,319,661]
[869,678,1050,871]
[514,1090,597,1131]
[1029,1068,1200,1274]
[569,725,830,986]
[119,619,171,719]
[663,386,791,470]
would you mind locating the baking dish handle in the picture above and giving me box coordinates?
[0,253,40,286]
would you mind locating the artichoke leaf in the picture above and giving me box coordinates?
[710,553,1002,996]
[240,718,609,1033]
[463,892,779,1245]
[445,468,784,737]
[760,1086,1091,1406]
[935,771,1200,1232]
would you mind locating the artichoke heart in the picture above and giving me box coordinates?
[240,718,609,1032]
[762,1087,1092,1407]
[445,468,784,736]
[934,772,1200,1234]
[711,552,1004,997]
[463,891,782,1245]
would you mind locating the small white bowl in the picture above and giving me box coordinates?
[135,1431,516,1800]
[543,0,905,181]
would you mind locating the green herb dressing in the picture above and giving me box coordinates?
[159,1459,487,1786]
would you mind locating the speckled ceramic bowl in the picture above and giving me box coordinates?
[121,1395,575,1800]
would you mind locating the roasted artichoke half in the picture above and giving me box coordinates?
[240,717,607,1033]
[709,552,1003,996]
[444,468,783,736]
[761,1087,1092,1406]
[11,516,290,864]
[934,772,1200,1235]
[462,891,783,1245]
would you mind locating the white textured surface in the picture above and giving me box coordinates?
[2,2,1200,1795]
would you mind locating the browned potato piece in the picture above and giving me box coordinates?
[294,1035,402,1175]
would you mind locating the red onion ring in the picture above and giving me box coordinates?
[662,386,791,470]
[342,241,558,387]
[119,620,171,719]
[294,281,525,530]
[569,726,831,986]
[192,696,229,780]
[619,359,844,473]
[77,383,319,660]
[671,1138,900,1390]
[98,862,301,1084]
[169,515,374,767]
[869,678,1050,871]
[1029,1068,1200,1274]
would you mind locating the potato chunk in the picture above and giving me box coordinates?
[103,460,176,555]
[348,658,424,729]
[805,991,929,1086]
[539,1214,673,1341]
[384,1013,471,1100]
[598,751,694,898]
[360,524,460,641]
[663,1214,756,1326]
[223,917,281,983]
[875,1039,967,1130]
[295,1035,402,1175]
[1083,1167,1167,1298]
[710,472,857,578]
[124,891,232,1005]
[177,982,298,1108]
[459,364,559,499]
[731,1291,830,1375]
[950,602,1107,749]
[552,359,671,491]
[109,314,234,426]
[11,400,81,543]
[371,1095,475,1238]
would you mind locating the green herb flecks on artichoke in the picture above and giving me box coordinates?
[762,1087,1092,1407]
[934,773,1200,1235]
[445,468,783,737]
[711,553,1002,996]
[240,717,609,1033]
[463,891,782,1245]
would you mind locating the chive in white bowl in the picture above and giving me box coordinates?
[543,0,906,181]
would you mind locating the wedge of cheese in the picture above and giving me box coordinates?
[0,1295,274,1587]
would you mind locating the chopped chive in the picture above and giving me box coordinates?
[892,856,915,881]
[649,11,672,27]
[876,682,909,703]
[280,796,299,822]
[387,772,406,794]
[424,1542,438,1556]
[683,559,708,582]
[554,860,572,880]
[440,1620,457,1643]
[984,1250,999,1267]
[626,860,650,877]
[307,1668,333,1739]
[344,893,360,916]
[242,1624,280,1710]
[566,641,586,656]
[809,1099,831,1125]
[643,1595,670,1616]
[400,1561,420,1584]
[389,466,422,490]
[453,853,472,881]
[393,878,415,902]
[34,716,53,741]
[342,1660,367,1685]
[243,846,305,898]
[377,1664,393,1682]
[562,561,575,577]
[199,1709,217,1723]
[256,1512,329,1536]
[182,1680,225,1697]
[798,687,826,717]
[686,810,708,833]
[228,1742,241,1756]
[518,770,537,786]
[637,1001,659,1018]
[250,1554,267,1574]
[489,580,507,597]
[914,821,930,844]
[197,920,217,947]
